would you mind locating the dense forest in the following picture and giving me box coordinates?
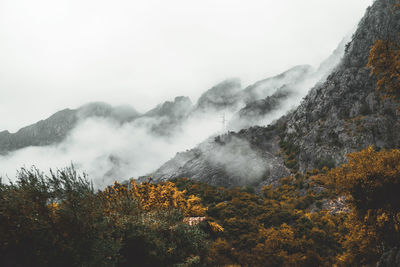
[1,146,399,266]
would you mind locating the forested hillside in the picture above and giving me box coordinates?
[1,147,399,266]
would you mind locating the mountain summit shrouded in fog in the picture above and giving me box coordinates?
[149,0,400,187]
[0,35,346,187]
[0,0,372,132]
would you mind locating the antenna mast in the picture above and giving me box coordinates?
[221,113,226,133]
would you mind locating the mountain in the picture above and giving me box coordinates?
[241,65,313,104]
[148,126,291,187]
[194,78,242,112]
[145,96,193,119]
[0,102,140,155]
[228,86,293,130]
[149,0,400,187]
[282,0,400,171]
[0,109,77,154]
[0,5,372,183]
[227,35,350,131]
[141,96,193,136]
[0,62,327,156]
[78,102,140,122]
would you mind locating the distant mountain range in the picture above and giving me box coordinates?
[0,42,344,156]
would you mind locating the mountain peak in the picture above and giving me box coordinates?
[145,96,192,118]
[195,78,242,112]
[77,102,140,122]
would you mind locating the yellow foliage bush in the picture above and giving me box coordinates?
[103,180,207,219]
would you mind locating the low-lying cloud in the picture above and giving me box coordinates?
[0,34,349,188]
[0,108,232,188]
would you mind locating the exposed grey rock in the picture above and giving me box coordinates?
[282,0,400,172]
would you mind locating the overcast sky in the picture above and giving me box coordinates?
[0,0,373,132]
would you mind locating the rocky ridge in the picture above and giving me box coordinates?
[0,63,326,155]
[0,102,141,155]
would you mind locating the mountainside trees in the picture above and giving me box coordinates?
[328,147,400,265]
[368,39,400,103]
[0,168,209,267]
[367,1,400,106]
[1,146,399,266]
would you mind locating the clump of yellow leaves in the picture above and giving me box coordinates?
[321,147,400,266]
[47,202,60,222]
[208,221,224,233]
[367,39,400,108]
[103,180,207,217]
[328,147,400,203]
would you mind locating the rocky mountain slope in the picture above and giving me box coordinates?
[150,0,400,187]
[283,0,400,172]
[0,109,77,154]
[0,102,140,155]
[149,125,291,187]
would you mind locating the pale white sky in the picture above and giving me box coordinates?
[0,0,373,132]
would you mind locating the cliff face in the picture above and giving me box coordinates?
[284,0,400,172]
[150,0,400,187]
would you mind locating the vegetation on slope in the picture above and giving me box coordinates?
[1,147,399,266]
[368,38,400,105]
[0,169,210,267]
